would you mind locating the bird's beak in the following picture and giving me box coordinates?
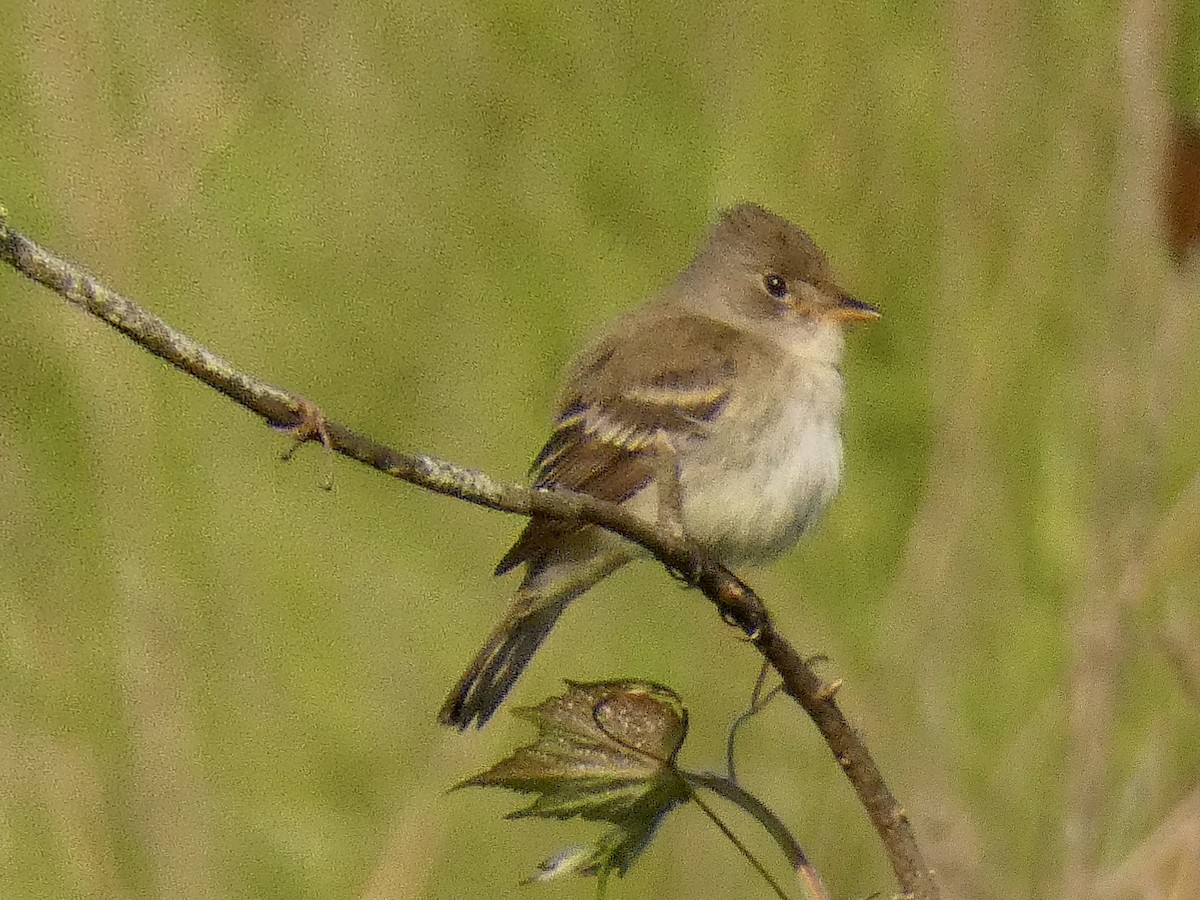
[830,293,880,323]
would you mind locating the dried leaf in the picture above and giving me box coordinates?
[462,680,692,879]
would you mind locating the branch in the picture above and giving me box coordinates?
[0,206,938,899]
[685,770,831,900]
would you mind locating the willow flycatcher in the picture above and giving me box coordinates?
[439,203,878,729]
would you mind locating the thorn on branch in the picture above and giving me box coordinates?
[815,678,843,701]
[277,394,334,490]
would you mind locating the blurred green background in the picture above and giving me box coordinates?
[3,2,1200,898]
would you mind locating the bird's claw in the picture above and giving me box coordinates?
[666,542,706,587]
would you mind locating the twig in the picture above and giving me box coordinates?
[726,659,779,782]
[686,771,831,900]
[687,786,796,900]
[0,207,939,900]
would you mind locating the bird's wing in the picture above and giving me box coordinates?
[495,314,746,575]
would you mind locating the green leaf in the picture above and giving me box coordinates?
[461,680,693,879]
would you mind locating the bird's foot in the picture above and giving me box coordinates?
[666,540,707,587]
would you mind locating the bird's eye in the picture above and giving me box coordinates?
[764,273,788,298]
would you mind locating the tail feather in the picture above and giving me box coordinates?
[437,602,566,729]
[439,544,632,729]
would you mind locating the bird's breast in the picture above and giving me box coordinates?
[675,363,845,564]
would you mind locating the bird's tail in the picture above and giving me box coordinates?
[438,548,630,729]
[437,597,568,729]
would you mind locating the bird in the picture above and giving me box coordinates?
[439,203,879,729]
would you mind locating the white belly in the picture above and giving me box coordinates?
[676,367,844,563]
